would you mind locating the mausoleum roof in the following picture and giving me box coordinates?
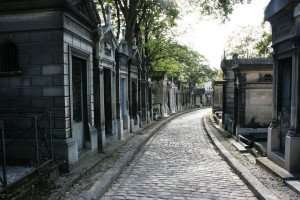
[265,0,297,20]
[232,58,273,70]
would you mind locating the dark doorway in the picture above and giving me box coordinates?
[120,78,127,130]
[72,56,89,152]
[167,90,171,113]
[132,80,138,125]
[104,68,113,137]
[278,58,292,154]
[142,82,146,121]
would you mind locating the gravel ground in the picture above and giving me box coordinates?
[206,115,300,200]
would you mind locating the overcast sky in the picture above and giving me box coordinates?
[174,0,270,69]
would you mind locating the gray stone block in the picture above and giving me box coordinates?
[42,65,64,75]
[23,66,41,75]
[53,75,66,86]
[43,87,64,97]
[30,31,49,42]
[54,97,65,107]
[54,118,66,129]
[64,86,70,96]
[0,78,9,87]
[73,37,80,48]
[64,33,73,44]
[31,76,52,86]
[64,64,69,74]
[64,97,70,106]
[31,97,53,108]
[64,42,69,53]
[64,53,69,65]
[21,88,42,97]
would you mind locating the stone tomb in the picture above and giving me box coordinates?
[266,0,300,173]
[129,47,142,132]
[151,71,169,119]
[221,58,236,133]
[212,81,224,116]
[232,58,273,139]
[0,0,100,170]
[98,17,119,145]
[117,38,130,138]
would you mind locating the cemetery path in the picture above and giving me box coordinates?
[101,109,257,200]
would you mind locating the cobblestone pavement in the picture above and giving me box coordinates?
[101,109,257,200]
[206,115,300,200]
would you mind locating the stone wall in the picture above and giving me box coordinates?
[245,86,272,127]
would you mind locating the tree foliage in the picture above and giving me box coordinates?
[95,0,223,85]
[147,37,216,85]
[225,25,272,58]
[255,31,272,57]
[187,0,251,20]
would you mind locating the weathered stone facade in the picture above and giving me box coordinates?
[232,58,273,139]
[212,81,224,114]
[117,39,130,139]
[221,59,236,133]
[0,0,100,170]
[266,0,300,173]
[151,72,192,119]
[0,0,154,177]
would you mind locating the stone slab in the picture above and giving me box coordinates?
[256,157,294,180]
[285,180,300,195]
[230,138,248,153]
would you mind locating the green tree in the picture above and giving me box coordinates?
[147,38,216,85]
[188,0,251,20]
[255,31,272,57]
[225,25,272,58]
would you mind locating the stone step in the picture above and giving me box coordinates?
[230,138,248,153]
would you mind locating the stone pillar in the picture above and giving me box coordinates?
[115,51,124,140]
[99,67,106,148]
[285,49,300,172]
[268,55,280,156]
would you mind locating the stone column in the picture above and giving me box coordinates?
[115,51,124,140]
[267,53,281,158]
[285,48,300,172]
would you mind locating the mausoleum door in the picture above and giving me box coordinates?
[120,78,127,130]
[104,68,113,137]
[278,58,292,153]
[72,56,89,152]
[132,79,138,124]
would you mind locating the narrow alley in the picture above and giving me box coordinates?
[101,110,257,200]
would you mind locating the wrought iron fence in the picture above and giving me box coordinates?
[0,111,54,187]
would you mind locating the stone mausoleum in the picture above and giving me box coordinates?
[212,80,224,117]
[266,0,300,173]
[232,58,273,140]
[0,0,101,171]
[221,58,236,133]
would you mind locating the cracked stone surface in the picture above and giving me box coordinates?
[101,109,257,200]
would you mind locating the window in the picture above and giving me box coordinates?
[0,40,21,76]
[263,74,273,82]
[259,73,272,82]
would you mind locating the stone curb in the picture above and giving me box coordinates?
[80,109,200,200]
[202,116,279,200]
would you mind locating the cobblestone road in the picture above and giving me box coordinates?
[101,110,257,200]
